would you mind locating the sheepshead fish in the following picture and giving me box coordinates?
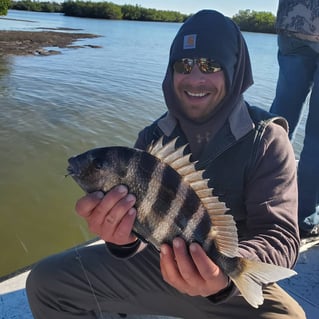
[67,137,296,308]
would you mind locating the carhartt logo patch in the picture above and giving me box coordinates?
[183,34,196,49]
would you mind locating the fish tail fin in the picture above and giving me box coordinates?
[229,258,297,308]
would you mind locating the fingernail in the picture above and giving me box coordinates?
[190,243,197,252]
[161,245,168,255]
[117,185,127,194]
[95,191,104,199]
[173,238,180,248]
[128,208,136,216]
[126,194,136,204]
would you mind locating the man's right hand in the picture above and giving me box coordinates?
[75,185,138,245]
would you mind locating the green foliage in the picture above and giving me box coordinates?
[133,7,187,22]
[62,1,188,22]
[10,0,188,22]
[232,9,276,33]
[7,3,275,31]
[0,0,11,15]
[62,1,122,19]
[10,0,62,12]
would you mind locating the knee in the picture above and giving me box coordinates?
[26,255,60,301]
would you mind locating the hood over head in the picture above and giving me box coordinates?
[162,10,253,159]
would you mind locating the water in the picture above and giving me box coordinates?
[0,10,307,277]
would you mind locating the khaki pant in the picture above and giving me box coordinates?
[26,243,305,319]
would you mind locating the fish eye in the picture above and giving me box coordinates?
[92,158,104,170]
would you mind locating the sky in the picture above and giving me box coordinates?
[107,0,278,17]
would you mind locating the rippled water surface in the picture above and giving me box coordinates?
[0,10,307,277]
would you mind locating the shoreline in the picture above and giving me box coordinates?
[0,29,102,56]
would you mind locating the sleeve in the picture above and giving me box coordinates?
[207,122,299,304]
[238,122,300,268]
[106,239,148,259]
[134,128,151,150]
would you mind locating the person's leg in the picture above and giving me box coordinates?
[199,284,305,319]
[26,243,214,319]
[270,35,316,138]
[298,55,319,232]
[26,242,305,319]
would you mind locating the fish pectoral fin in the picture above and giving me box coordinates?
[229,258,297,308]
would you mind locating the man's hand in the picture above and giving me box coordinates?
[75,185,137,245]
[160,238,229,297]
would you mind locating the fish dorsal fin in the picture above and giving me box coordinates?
[147,136,180,159]
[147,137,239,258]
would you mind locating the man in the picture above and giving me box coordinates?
[26,10,305,318]
[270,0,319,238]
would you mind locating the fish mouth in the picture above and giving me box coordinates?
[66,165,75,176]
[66,157,79,177]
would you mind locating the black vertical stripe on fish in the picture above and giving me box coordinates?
[182,204,206,243]
[192,211,212,243]
[151,180,190,246]
[114,147,135,179]
[132,151,157,198]
[175,187,201,231]
[151,163,180,218]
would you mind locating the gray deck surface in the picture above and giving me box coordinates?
[1,239,319,319]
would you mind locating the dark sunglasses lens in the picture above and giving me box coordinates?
[173,59,192,74]
[173,59,221,74]
[198,59,221,73]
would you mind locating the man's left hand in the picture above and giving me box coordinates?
[160,238,229,297]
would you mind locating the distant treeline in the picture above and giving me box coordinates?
[9,0,189,22]
[8,1,277,33]
[232,10,276,34]
[9,0,62,12]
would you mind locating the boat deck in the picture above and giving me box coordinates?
[1,239,318,319]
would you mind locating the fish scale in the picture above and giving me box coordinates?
[67,137,297,308]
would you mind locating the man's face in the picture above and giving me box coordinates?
[173,63,226,122]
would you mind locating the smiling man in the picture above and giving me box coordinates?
[26,10,305,319]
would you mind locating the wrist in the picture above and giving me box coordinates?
[206,276,234,303]
[106,239,141,258]
[221,276,232,290]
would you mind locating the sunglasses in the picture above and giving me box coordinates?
[173,58,222,74]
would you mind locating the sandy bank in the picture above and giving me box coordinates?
[0,29,102,56]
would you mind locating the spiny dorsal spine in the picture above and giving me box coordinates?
[147,137,239,257]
